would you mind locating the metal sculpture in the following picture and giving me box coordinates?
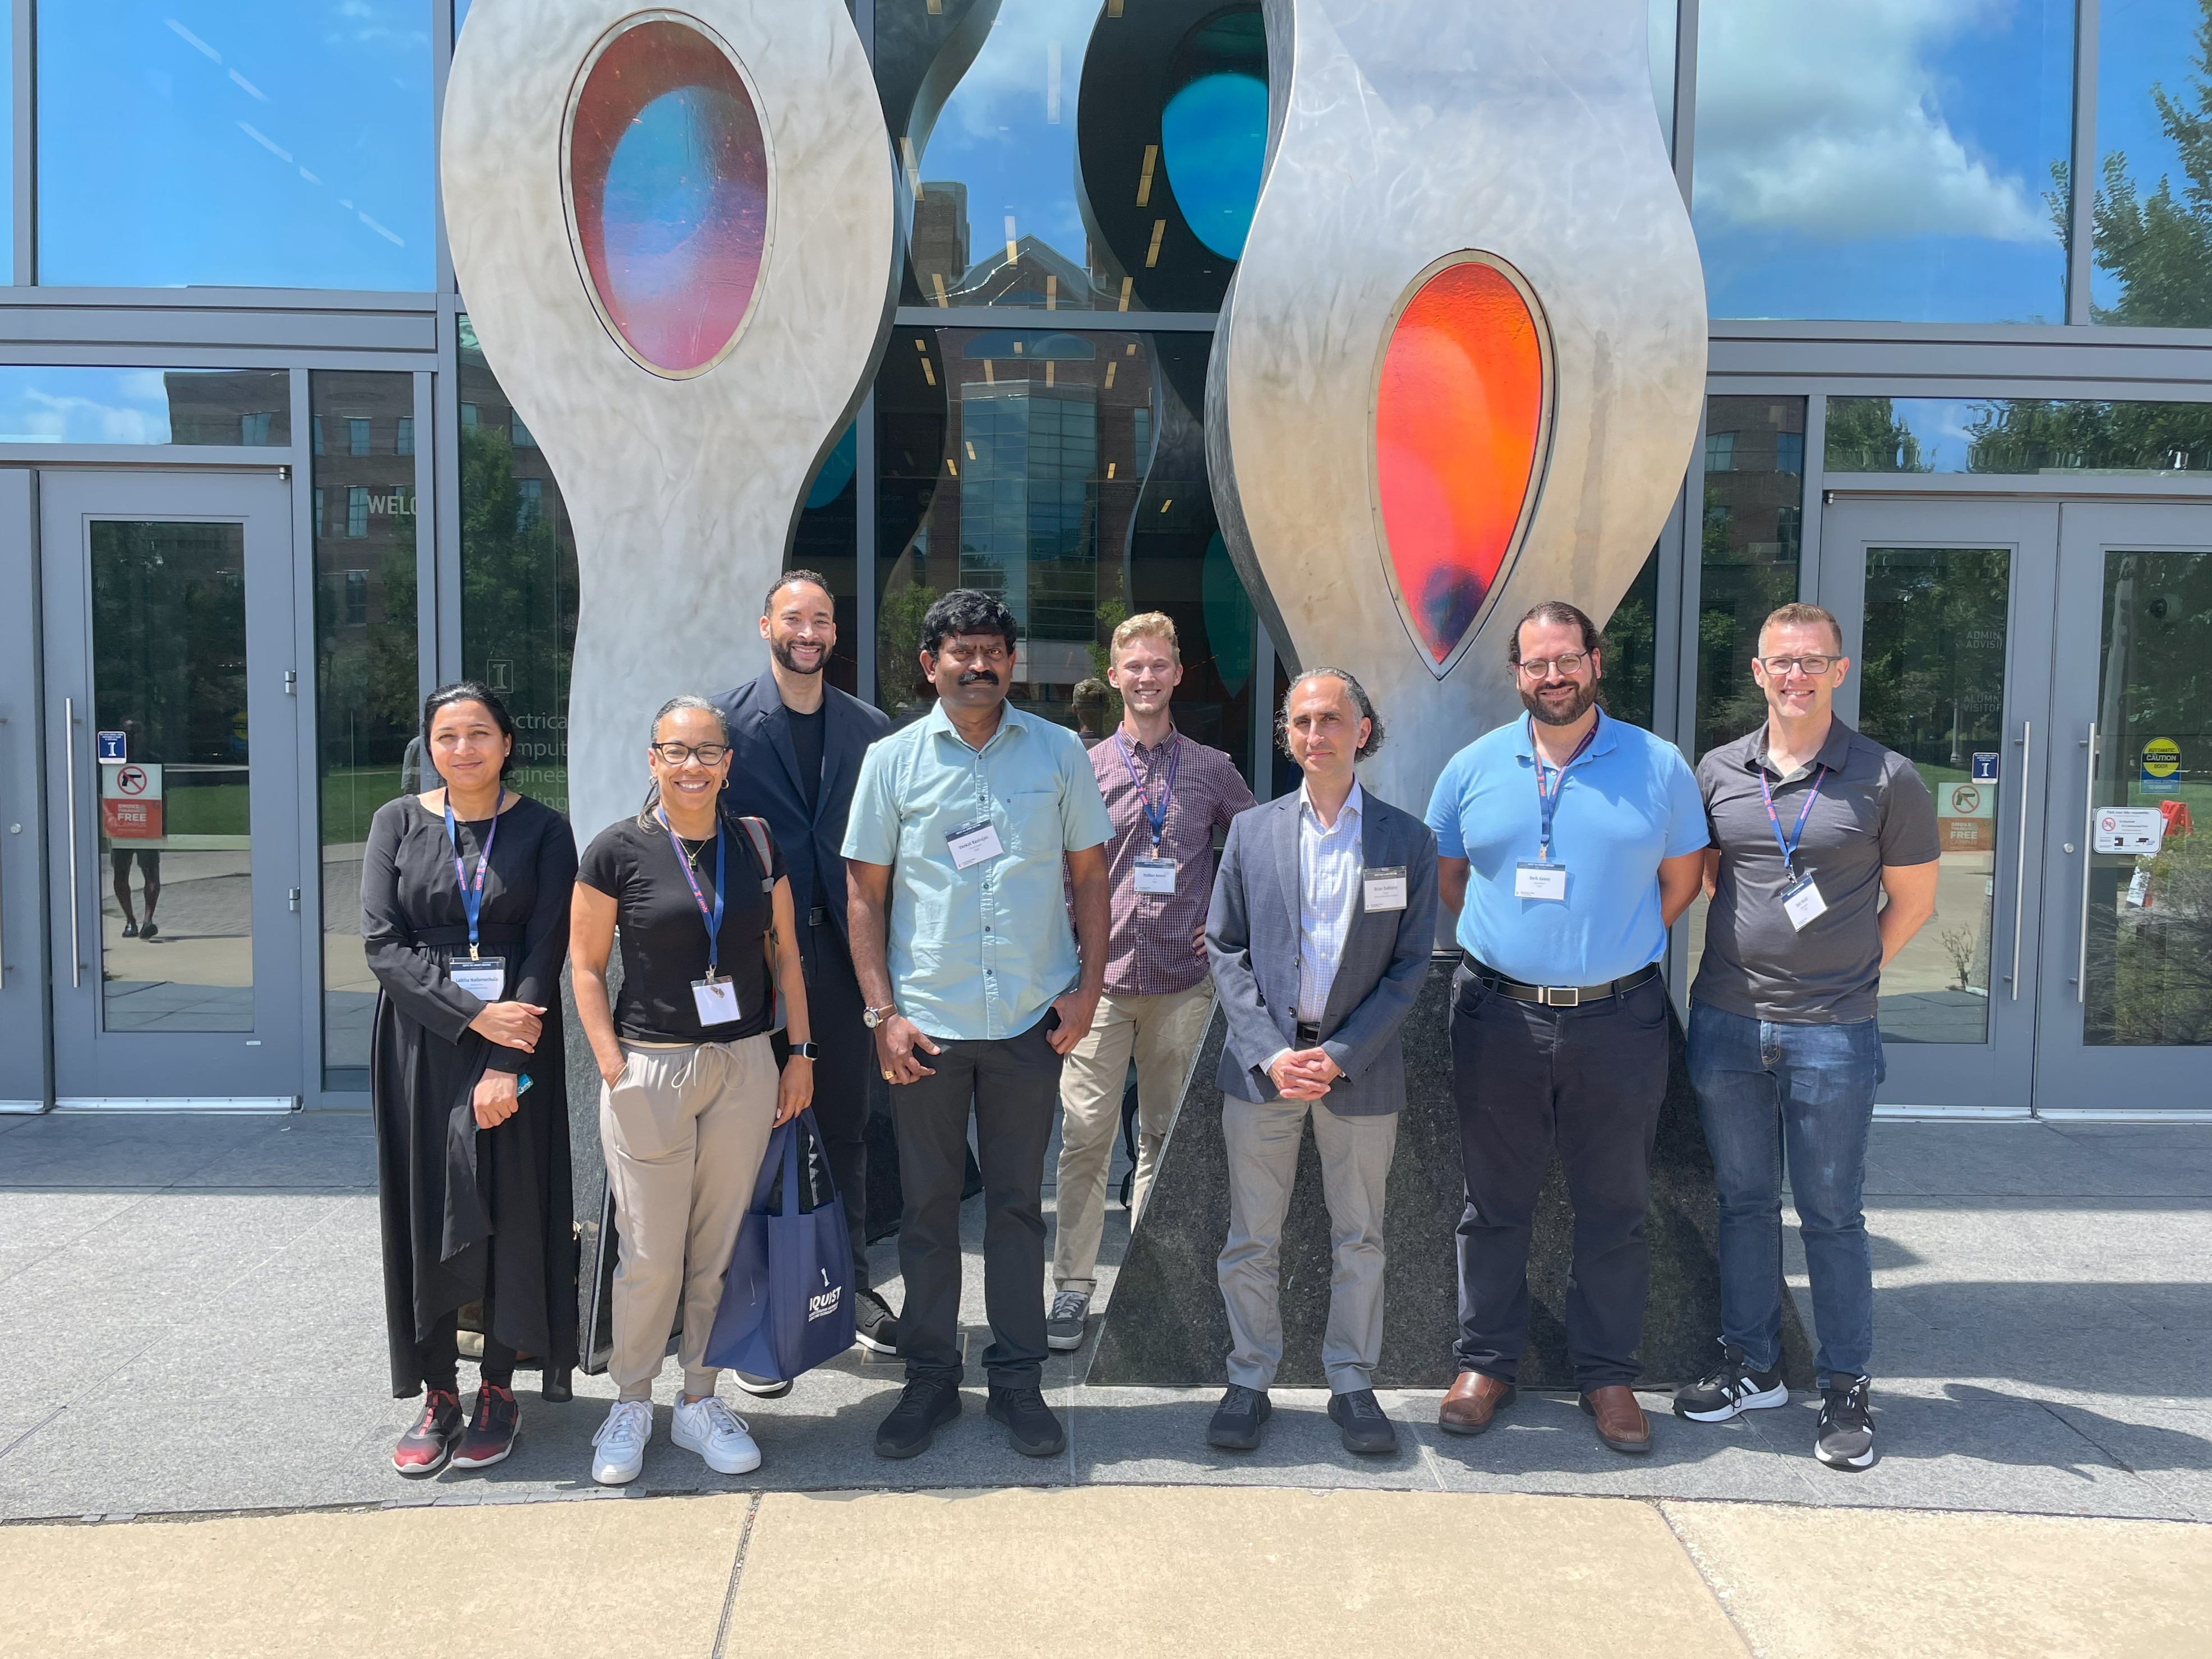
[444,0,894,841]
[1210,0,1706,808]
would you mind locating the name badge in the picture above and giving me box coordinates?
[449,956,507,1002]
[1781,874,1828,931]
[1133,856,1177,895]
[1514,861,1568,902]
[692,976,742,1026]
[1362,865,1408,911]
[945,818,1004,870]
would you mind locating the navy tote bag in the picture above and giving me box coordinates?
[704,1109,856,1382]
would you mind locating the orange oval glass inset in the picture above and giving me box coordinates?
[1375,258,1547,667]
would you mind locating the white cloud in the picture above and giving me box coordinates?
[1695,0,2049,243]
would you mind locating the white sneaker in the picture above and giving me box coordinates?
[591,1399,653,1486]
[671,1395,762,1476]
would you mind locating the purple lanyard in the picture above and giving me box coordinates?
[442,786,503,959]
[1113,731,1181,851]
[1529,716,1599,859]
[658,808,727,977]
[1759,763,1829,875]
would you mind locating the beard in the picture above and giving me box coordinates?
[1520,678,1600,726]
[769,635,825,676]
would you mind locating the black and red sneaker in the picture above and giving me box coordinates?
[393,1389,463,1478]
[450,1383,520,1471]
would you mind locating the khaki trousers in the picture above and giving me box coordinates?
[601,1036,777,1402]
[1052,979,1215,1293]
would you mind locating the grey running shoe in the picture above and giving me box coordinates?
[1815,1376,1877,1471]
[1045,1289,1090,1352]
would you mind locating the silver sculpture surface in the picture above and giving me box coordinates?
[444,0,895,842]
[1210,0,1706,809]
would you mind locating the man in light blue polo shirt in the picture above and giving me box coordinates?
[1425,600,1707,1457]
[845,589,1112,1463]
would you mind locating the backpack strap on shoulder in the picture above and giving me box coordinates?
[739,815,777,892]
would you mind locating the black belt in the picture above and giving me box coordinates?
[1294,1021,1322,1047]
[808,906,830,928]
[1462,955,1661,1008]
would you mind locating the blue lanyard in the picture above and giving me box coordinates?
[1759,763,1828,875]
[1529,716,1598,859]
[658,808,726,977]
[442,786,504,958]
[1113,731,1181,851]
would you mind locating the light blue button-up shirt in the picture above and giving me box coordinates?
[1295,779,1365,1024]
[844,699,1113,1041]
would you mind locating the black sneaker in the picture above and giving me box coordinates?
[1205,1385,1271,1451]
[391,1389,463,1478]
[854,1288,900,1356]
[986,1384,1066,1457]
[874,1377,961,1460]
[1326,1388,1399,1455]
[1674,1342,1789,1423]
[1815,1376,1877,1471]
[449,1382,519,1471]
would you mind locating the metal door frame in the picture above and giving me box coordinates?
[38,468,308,1109]
[1818,497,2060,1116]
[0,468,46,1110]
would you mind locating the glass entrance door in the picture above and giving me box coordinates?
[1819,500,2059,1112]
[2035,503,2212,1108]
[41,471,307,1106]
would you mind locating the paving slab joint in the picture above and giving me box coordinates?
[1655,1500,1761,1658]
[708,1490,764,1659]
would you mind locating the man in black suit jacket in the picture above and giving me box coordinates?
[715,569,897,1357]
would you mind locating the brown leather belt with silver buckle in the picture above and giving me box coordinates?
[1462,955,1661,1008]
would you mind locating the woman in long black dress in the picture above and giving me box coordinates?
[364,681,579,1478]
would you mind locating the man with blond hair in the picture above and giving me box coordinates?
[1046,612,1255,1351]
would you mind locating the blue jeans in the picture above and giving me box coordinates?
[1687,1001,1883,1385]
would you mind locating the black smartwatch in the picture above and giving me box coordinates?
[788,1040,821,1060]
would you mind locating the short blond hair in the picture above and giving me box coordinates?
[1110,611,1180,664]
[1761,602,1844,656]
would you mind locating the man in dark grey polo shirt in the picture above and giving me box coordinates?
[1676,602,1938,1473]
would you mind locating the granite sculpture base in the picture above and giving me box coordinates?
[1087,955,1815,1391]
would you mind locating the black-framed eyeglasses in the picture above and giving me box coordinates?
[1517,652,1590,679]
[1758,655,1836,676]
[651,742,729,765]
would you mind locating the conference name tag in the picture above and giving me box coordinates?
[944,817,1004,870]
[1514,861,1568,902]
[1781,874,1828,931]
[692,976,742,1025]
[1133,856,1177,895]
[449,957,507,1002]
[1362,866,1408,911]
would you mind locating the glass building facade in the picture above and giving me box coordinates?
[0,0,2206,1117]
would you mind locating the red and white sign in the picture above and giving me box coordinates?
[101,761,164,840]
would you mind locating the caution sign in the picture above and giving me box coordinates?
[101,761,164,840]
[1938,777,1995,854]
[2142,738,2182,796]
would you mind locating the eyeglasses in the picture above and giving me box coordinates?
[1758,655,1837,676]
[651,742,729,765]
[1517,652,1590,679]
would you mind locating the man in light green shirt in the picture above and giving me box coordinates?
[845,589,1112,1463]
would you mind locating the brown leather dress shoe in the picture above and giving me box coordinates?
[1438,1371,1517,1436]
[1581,1386,1652,1454]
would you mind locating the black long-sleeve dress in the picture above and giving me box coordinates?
[363,791,579,1398]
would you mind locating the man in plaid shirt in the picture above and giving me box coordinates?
[1048,612,1256,1350]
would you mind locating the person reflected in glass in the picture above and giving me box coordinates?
[571,697,815,1486]
[108,718,162,939]
[365,682,579,1479]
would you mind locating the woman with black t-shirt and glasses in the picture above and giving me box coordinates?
[572,695,815,1485]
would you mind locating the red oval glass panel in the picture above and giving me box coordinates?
[566,17,769,377]
[1374,258,1548,668]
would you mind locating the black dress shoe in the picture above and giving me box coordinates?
[1327,1388,1399,1455]
[986,1385,1066,1457]
[874,1377,961,1459]
[1206,1384,1272,1451]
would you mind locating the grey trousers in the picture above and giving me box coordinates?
[1217,1095,1398,1394]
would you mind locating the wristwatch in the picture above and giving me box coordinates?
[788,1040,821,1060]
[863,1004,898,1029]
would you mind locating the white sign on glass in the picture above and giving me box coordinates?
[2091,808,2165,856]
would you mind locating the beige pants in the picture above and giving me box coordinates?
[601,1036,777,1402]
[1052,979,1215,1293]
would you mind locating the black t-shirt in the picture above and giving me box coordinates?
[579,809,785,1044]
[789,703,826,816]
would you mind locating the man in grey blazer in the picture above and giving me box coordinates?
[1204,667,1439,1455]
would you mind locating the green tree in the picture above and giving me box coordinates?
[1824,398,1929,473]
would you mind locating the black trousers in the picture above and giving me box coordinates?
[416,1307,517,1395]
[773,927,872,1293]
[892,1016,1062,1388]
[1450,966,1669,1390]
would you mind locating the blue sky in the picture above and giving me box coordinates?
[2094,0,2206,314]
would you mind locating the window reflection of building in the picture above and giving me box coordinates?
[1697,397,1807,759]
[160,370,291,446]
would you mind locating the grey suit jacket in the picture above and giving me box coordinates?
[1205,785,1439,1115]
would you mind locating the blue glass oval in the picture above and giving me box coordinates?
[1160,72,1268,261]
